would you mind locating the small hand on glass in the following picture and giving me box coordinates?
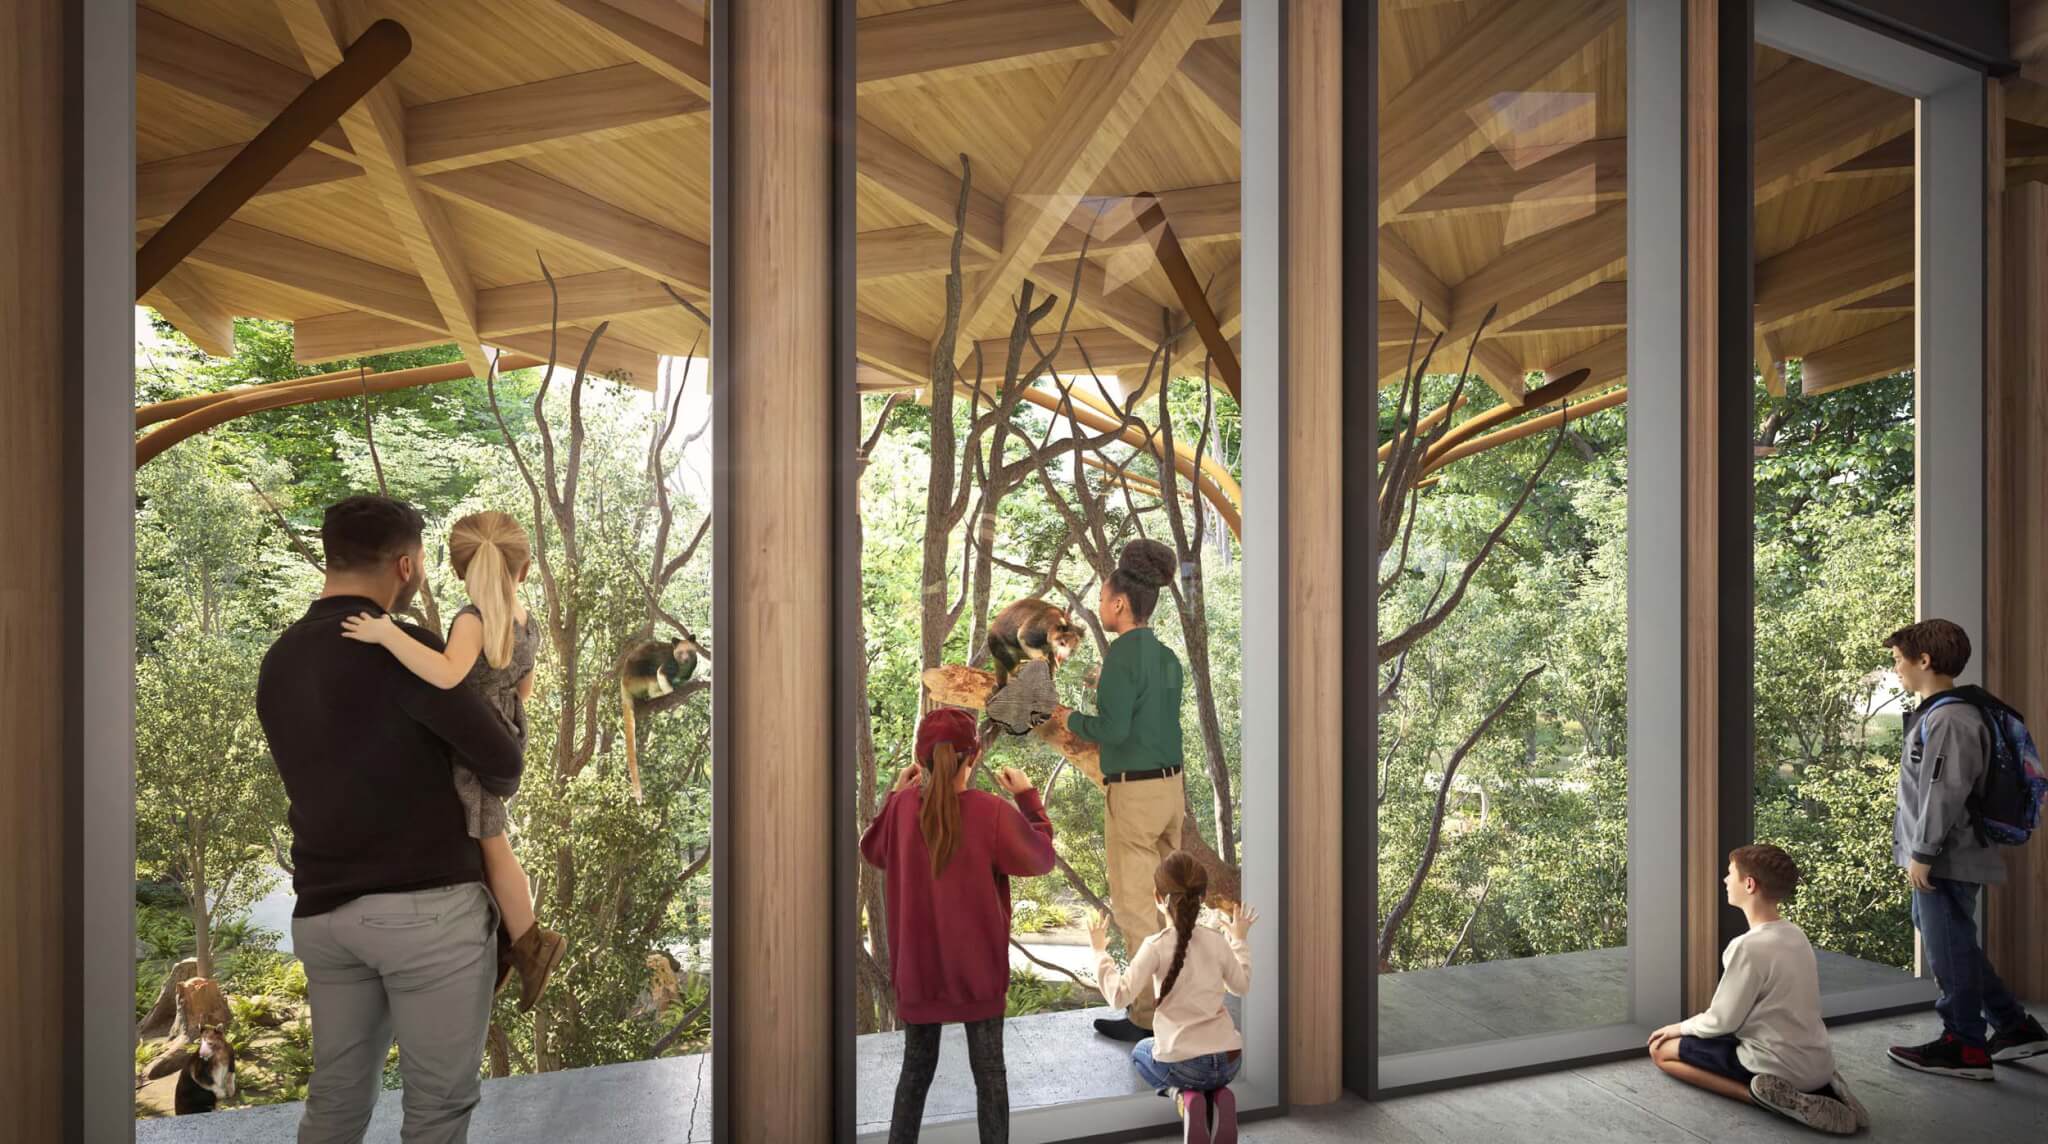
[1087,909,1112,954]
[1225,904,1259,943]
[340,612,400,646]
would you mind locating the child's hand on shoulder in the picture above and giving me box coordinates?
[890,762,924,794]
[1086,909,1111,954]
[340,612,400,646]
[994,766,1034,796]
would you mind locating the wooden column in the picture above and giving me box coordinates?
[718,0,834,1139]
[1683,0,1754,1015]
[0,2,75,1141]
[1287,0,1343,1104]
[1984,158,2048,999]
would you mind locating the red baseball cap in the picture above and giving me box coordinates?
[915,707,980,763]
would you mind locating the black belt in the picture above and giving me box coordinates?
[1104,765,1182,784]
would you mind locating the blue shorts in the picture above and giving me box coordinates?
[1677,1034,1755,1084]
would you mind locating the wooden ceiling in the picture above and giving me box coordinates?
[135,1,2048,406]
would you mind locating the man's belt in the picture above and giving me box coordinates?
[1104,765,1183,784]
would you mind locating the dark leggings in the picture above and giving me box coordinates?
[889,1017,1007,1144]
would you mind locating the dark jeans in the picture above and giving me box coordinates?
[889,1017,1007,1144]
[1913,877,2028,1047]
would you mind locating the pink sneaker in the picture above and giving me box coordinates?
[1177,1089,1211,1144]
[1208,1087,1238,1144]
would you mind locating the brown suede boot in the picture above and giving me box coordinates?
[509,925,567,1013]
[494,924,515,996]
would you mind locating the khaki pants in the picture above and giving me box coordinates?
[1102,770,1184,1029]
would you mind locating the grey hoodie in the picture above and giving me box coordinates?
[1893,686,2007,885]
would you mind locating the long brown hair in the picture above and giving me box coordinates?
[919,739,976,877]
[448,511,531,669]
[1153,851,1208,1002]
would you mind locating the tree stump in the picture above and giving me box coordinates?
[175,977,233,1040]
[138,957,199,1041]
[920,665,1103,786]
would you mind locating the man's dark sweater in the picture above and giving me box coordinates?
[257,595,524,917]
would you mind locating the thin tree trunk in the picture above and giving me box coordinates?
[189,833,214,979]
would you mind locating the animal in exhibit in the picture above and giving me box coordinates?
[172,1026,236,1115]
[620,631,709,803]
[985,598,1082,692]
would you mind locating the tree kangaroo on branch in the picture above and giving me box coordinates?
[619,630,708,803]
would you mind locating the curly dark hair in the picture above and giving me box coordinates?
[1883,618,1972,678]
[1108,539,1178,621]
[1730,844,1800,904]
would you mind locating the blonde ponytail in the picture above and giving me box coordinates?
[448,511,532,669]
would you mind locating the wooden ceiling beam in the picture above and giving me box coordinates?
[1445,205,1627,365]
[1754,192,1912,332]
[856,0,1241,93]
[1754,56,1913,203]
[278,0,491,379]
[137,7,355,159]
[153,218,444,329]
[1379,0,1620,217]
[1800,317,1912,396]
[858,120,1007,255]
[285,304,664,389]
[1071,0,1240,147]
[855,181,1238,280]
[1376,232,1525,399]
[425,162,712,295]
[954,0,1223,363]
[138,146,358,225]
[405,64,705,173]
[1839,283,1914,312]
[1397,137,1627,221]
[1501,280,1627,335]
[144,265,238,358]
[550,0,712,100]
[292,267,697,363]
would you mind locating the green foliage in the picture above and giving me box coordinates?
[1010,898,1072,934]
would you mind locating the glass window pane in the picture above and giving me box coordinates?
[1375,0,1633,1058]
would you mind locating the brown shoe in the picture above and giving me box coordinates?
[510,925,567,1013]
[494,924,515,996]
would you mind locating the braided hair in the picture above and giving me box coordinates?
[1152,851,1208,1003]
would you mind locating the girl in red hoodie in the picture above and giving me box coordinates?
[861,707,1058,1143]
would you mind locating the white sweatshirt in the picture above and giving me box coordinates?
[1097,924,1251,1061]
[1679,920,1836,1092]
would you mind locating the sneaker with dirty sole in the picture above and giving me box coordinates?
[1989,1015,2048,1062]
[1750,1073,1858,1135]
[1207,1086,1238,1144]
[1177,1089,1210,1144]
[1888,1033,1995,1081]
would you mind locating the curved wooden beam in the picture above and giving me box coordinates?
[1421,385,1627,476]
[134,355,544,467]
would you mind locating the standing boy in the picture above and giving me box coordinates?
[1649,845,1864,1135]
[1883,619,2048,1079]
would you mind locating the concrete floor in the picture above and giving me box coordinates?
[856,1005,1157,1133]
[139,990,2040,1144]
[135,1053,713,1144]
[1380,945,1913,1055]
[1133,1004,2047,1143]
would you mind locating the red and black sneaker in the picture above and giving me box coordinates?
[1989,1014,2048,1062]
[1887,1033,1996,1080]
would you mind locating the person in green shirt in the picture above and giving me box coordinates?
[1057,538,1187,1043]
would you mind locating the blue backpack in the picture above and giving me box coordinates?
[1917,694,2048,846]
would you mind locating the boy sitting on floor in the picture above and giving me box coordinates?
[1649,844,1869,1135]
